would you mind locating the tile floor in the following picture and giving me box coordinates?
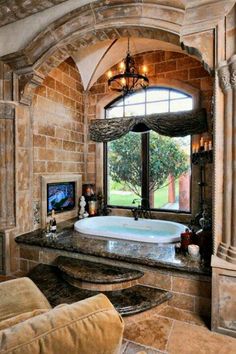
[122,306,236,354]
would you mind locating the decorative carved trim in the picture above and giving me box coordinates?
[181,41,212,75]
[218,63,231,92]
[16,68,44,106]
[0,102,15,119]
[229,55,236,88]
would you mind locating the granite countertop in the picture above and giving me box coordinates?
[15,220,211,275]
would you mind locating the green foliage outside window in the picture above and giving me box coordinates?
[109,133,189,197]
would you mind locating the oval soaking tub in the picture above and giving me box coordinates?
[74,216,186,243]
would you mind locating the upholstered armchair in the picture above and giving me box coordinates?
[0,277,124,354]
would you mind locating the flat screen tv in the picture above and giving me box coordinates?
[47,182,75,215]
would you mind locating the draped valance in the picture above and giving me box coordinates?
[89,108,208,142]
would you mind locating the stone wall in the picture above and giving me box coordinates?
[32,58,85,229]
[87,50,213,208]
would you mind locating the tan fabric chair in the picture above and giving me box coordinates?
[0,277,124,354]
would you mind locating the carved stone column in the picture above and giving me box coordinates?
[227,56,236,263]
[217,55,236,264]
[217,62,233,259]
[0,103,15,228]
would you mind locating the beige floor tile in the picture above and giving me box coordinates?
[124,340,165,354]
[157,306,208,327]
[124,316,173,351]
[167,321,236,354]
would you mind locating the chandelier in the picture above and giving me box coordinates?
[107,38,149,95]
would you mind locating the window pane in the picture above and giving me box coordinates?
[125,104,145,116]
[170,90,188,99]
[149,132,191,212]
[170,98,192,112]
[147,89,169,102]
[106,106,123,118]
[146,101,169,114]
[124,91,145,105]
[107,133,142,207]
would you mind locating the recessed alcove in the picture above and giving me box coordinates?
[41,174,82,228]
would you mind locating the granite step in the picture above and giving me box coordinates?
[28,264,172,316]
[56,256,144,284]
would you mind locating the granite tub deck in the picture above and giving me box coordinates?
[15,221,211,276]
[28,263,172,316]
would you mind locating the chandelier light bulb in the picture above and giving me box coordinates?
[119,61,125,72]
[142,65,148,74]
[107,70,113,79]
[121,77,126,86]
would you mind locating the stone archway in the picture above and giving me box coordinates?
[0,0,210,105]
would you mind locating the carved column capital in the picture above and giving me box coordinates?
[218,63,231,93]
[229,55,236,89]
[16,67,44,106]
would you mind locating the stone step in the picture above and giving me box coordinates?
[56,256,144,284]
[28,264,172,316]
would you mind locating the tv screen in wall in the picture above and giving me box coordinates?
[47,182,76,215]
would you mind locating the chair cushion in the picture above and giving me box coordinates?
[0,293,124,354]
[0,309,49,331]
[0,277,51,322]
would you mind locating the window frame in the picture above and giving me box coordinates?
[103,87,193,214]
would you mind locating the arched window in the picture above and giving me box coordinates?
[104,87,193,212]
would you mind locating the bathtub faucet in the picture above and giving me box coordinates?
[131,198,151,220]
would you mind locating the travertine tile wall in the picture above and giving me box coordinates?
[87,50,213,203]
[32,58,85,228]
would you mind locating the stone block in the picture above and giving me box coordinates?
[48,68,63,81]
[172,277,211,298]
[43,76,55,90]
[33,161,46,173]
[63,73,77,90]
[47,161,62,173]
[176,57,200,69]
[139,271,171,290]
[63,140,76,151]
[155,60,177,73]
[169,293,195,312]
[20,247,39,261]
[38,148,55,161]
[38,124,55,137]
[33,134,46,148]
[46,137,62,149]
[63,96,76,110]
[55,80,69,96]
[189,67,209,79]
[165,69,189,80]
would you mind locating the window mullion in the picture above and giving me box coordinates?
[141,133,149,209]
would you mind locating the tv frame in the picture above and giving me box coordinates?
[41,174,82,228]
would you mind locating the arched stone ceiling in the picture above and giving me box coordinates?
[72,37,185,90]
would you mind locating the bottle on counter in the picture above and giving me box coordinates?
[50,209,57,233]
[180,228,192,253]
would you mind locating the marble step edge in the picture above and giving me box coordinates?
[112,285,172,316]
[56,256,144,284]
[61,272,140,291]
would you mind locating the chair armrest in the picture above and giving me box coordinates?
[0,294,124,354]
[0,277,51,322]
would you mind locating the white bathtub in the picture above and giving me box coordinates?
[74,216,186,243]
